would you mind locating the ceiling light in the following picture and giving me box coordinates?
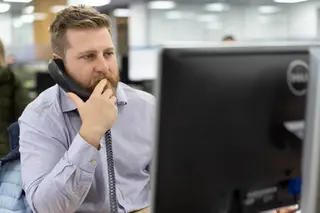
[21,14,34,23]
[0,3,10,13]
[258,6,280,14]
[165,11,195,20]
[165,11,182,19]
[20,13,47,22]
[205,3,230,12]
[50,5,67,13]
[22,5,34,14]
[148,1,176,10]
[3,0,32,3]
[33,13,47,20]
[274,0,307,3]
[113,8,130,17]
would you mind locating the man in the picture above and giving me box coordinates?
[222,35,235,42]
[18,5,154,213]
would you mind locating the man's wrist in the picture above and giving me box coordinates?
[79,125,102,149]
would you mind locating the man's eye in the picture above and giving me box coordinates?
[104,52,114,57]
[83,54,95,60]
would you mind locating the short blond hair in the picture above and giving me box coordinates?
[49,5,112,57]
[0,39,6,68]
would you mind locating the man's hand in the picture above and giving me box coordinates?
[68,79,118,148]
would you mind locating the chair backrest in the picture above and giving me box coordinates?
[7,121,19,151]
[0,121,20,164]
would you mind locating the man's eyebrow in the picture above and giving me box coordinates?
[105,47,115,52]
[78,49,97,55]
[78,48,115,55]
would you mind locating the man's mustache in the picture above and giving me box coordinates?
[89,74,119,92]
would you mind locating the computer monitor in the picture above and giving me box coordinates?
[120,54,144,85]
[152,45,311,213]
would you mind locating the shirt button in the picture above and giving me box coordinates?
[91,160,97,166]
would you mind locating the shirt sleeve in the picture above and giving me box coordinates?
[19,109,100,213]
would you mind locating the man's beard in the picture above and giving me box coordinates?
[88,72,120,95]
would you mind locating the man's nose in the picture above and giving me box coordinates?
[95,54,110,73]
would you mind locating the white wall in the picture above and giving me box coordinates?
[110,15,118,53]
[0,13,34,49]
[287,2,319,39]
[129,0,148,47]
[0,13,12,46]
[243,6,288,40]
[11,23,34,46]
[146,1,320,45]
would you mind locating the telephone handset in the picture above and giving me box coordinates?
[48,59,119,213]
[48,59,91,101]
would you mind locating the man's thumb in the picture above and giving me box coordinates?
[67,92,84,108]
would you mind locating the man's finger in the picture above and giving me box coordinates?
[67,92,84,108]
[109,96,117,104]
[103,89,113,98]
[92,79,107,96]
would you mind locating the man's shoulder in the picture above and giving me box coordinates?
[18,85,66,141]
[119,83,155,107]
[21,85,60,117]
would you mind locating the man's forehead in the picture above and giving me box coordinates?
[66,27,113,49]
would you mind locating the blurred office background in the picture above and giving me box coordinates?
[0,0,319,97]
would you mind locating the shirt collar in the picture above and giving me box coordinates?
[60,83,128,113]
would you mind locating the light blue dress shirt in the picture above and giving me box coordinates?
[18,82,155,213]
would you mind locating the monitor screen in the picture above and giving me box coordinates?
[153,45,309,213]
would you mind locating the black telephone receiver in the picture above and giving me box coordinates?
[48,59,91,101]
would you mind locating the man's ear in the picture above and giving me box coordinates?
[52,53,61,59]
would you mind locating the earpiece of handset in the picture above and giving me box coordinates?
[48,59,91,101]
